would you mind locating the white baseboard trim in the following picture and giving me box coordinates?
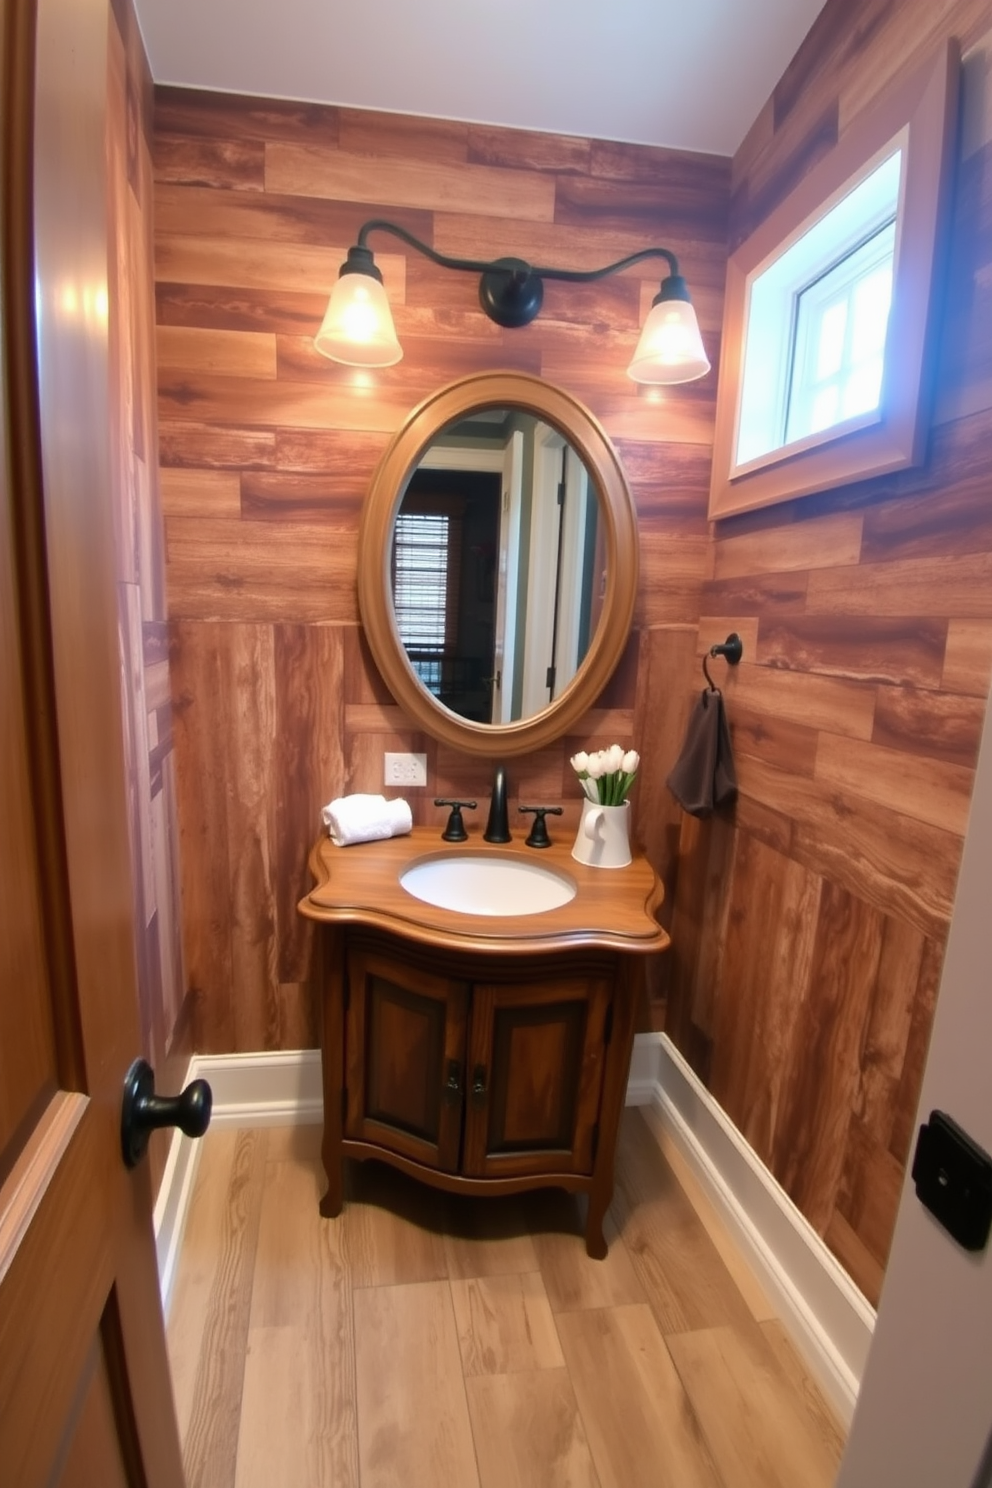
[152,1095,203,1315]
[638,1031,875,1427]
[189,1048,324,1128]
[153,1050,325,1313]
[625,1032,662,1106]
[154,1039,876,1426]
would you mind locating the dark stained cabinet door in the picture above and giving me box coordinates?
[344,948,469,1171]
[462,973,612,1179]
[320,925,652,1256]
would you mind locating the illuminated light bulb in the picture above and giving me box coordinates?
[314,271,402,367]
[627,284,710,384]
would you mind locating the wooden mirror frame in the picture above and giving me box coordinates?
[358,372,639,757]
[708,39,959,520]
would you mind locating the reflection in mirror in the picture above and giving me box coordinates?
[391,409,604,725]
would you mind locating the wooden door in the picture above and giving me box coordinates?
[462,973,612,1178]
[0,0,185,1483]
[345,947,469,1172]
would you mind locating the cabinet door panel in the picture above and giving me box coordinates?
[463,976,611,1178]
[345,950,468,1171]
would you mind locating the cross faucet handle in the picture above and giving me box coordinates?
[434,798,477,842]
[518,804,563,849]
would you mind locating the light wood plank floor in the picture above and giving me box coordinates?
[166,1108,845,1488]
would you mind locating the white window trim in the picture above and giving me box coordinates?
[733,140,904,475]
[708,41,959,521]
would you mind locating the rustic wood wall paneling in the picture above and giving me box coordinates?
[107,0,188,1192]
[154,89,730,1055]
[169,620,234,1050]
[668,0,992,1304]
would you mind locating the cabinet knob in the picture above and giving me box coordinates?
[471,1064,488,1107]
[443,1059,463,1103]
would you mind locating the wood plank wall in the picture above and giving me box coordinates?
[106,0,190,1191]
[667,0,992,1304]
[152,91,731,1052]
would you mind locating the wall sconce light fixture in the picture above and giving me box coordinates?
[314,218,710,385]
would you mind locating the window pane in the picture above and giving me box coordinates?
[815,300,848,380]
[786,217,896,445]
[842,359,885,419]
[810,384,840,433]
[850,265,893,363]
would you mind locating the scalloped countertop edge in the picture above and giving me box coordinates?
[299,826,670,958]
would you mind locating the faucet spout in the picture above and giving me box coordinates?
[483,766,512,843]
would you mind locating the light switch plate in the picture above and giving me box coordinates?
[384,752,427,788]
[912,1110,992,1252]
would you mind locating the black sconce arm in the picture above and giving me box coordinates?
[343,217,683,329]
[354,217,680,282]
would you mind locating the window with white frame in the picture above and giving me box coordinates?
[710,42,958,521]
[735,146,903,470]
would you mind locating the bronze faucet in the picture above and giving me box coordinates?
[483,766,511,843]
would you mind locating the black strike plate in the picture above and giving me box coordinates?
[911,1110,992,1253]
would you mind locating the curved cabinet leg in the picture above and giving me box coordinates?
[318,926,346,1219]
[319,1106,344,1219]
[584,1188,610,1259]
[319,1165,343,1219]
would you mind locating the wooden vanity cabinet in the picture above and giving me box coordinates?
[300,828,670,1259]
[320,928,636,1257]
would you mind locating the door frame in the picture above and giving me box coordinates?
[836,674,992,1484]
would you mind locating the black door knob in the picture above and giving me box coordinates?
[120,1058,212,1169]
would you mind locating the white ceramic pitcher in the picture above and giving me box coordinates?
[571,797,631,869]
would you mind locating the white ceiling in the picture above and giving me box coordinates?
[133,0,829,157]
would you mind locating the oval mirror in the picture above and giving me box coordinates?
[358,372,638,757]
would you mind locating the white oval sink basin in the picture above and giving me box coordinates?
[400,854,576,917]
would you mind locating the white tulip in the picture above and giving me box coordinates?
[585,752,605,778]
[570,750,590,773]
[605,743,625,774]
[622,749,640,774]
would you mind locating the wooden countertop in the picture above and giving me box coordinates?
[299,826,669,958]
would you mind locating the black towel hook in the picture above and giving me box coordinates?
[702,632,743,691]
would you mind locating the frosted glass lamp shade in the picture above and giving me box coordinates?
[314,272,402,367]
[627,294,710,384]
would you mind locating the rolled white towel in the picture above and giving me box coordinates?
[321,792,413,847]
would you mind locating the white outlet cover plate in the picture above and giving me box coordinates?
[384,752,427,788]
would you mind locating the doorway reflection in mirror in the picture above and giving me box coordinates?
[391,409,603,726]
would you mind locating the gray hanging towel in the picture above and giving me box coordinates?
[666,687,738,817]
